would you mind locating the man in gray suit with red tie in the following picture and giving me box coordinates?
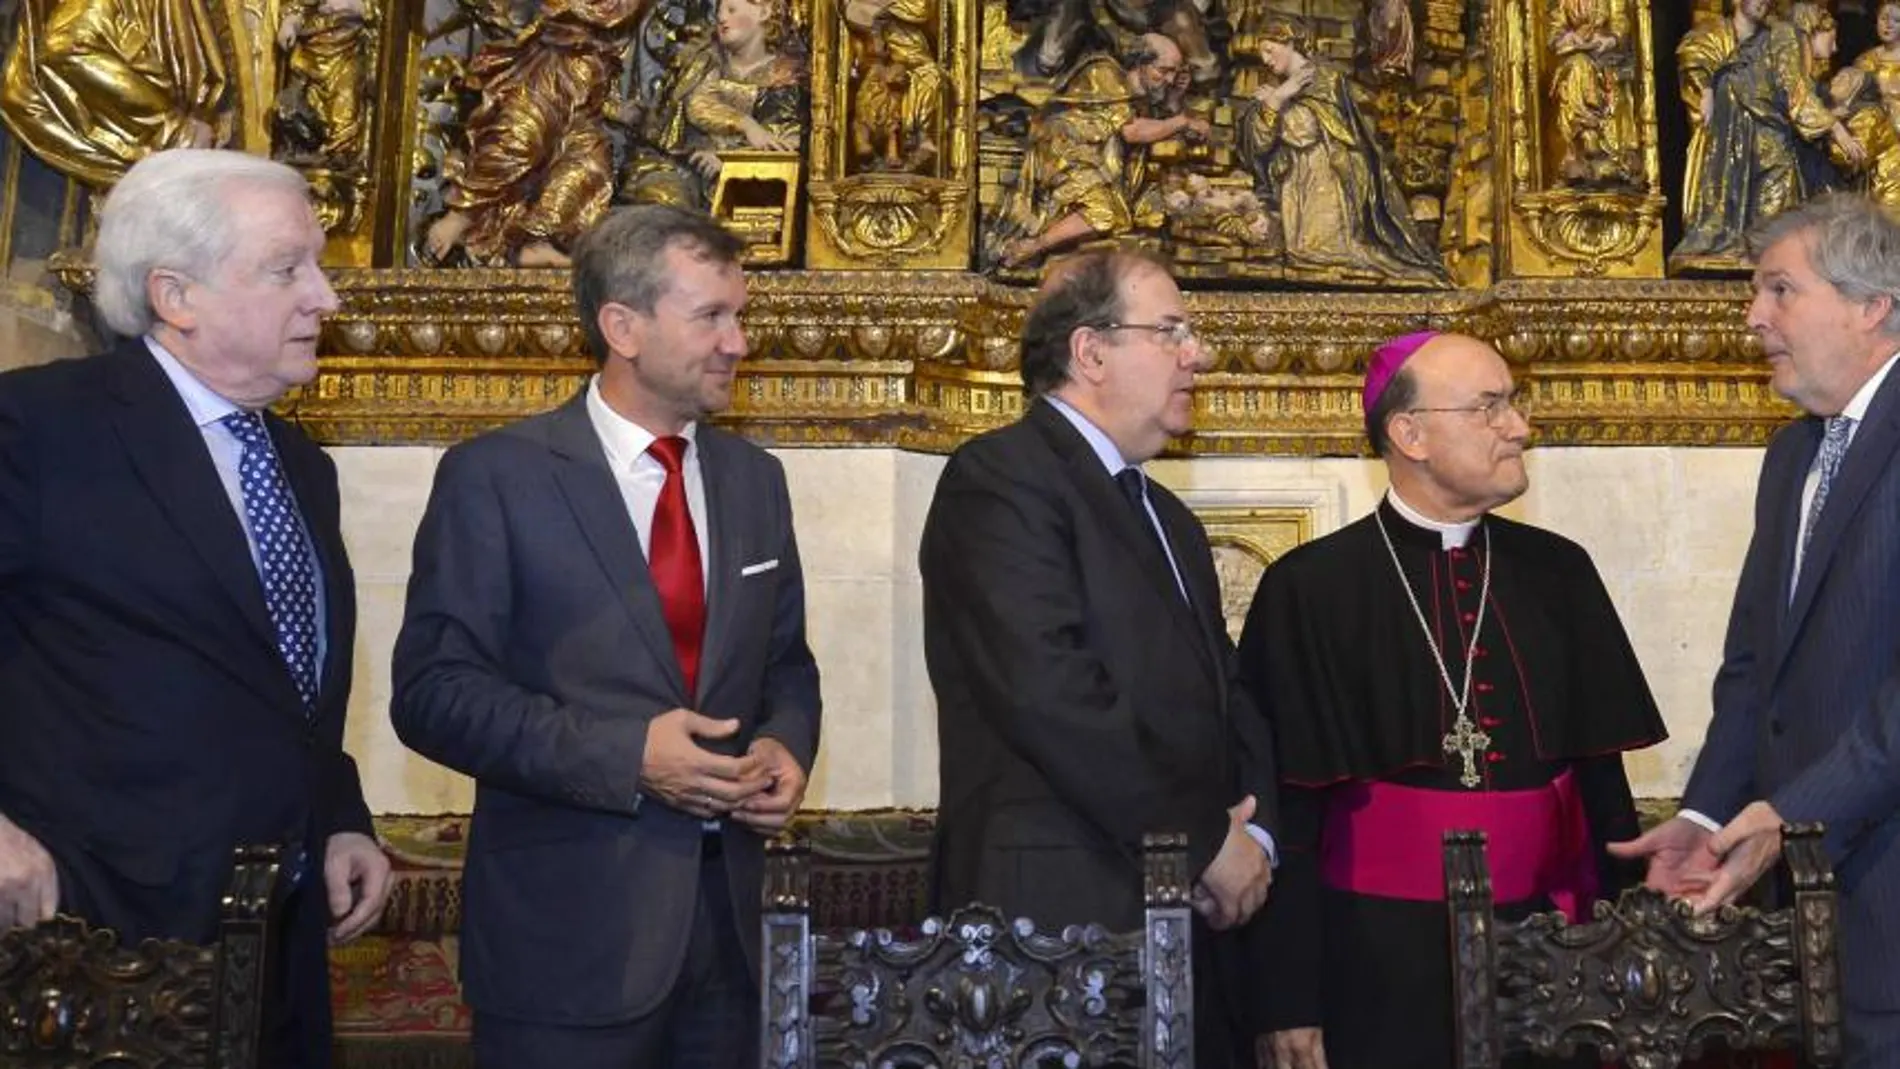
[391,205,822,1069]
[1614,193,1900,1067]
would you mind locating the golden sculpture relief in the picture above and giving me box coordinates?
[845,0,948,172]
[0,0,236,187]
[0,0,1850,452]
[419,0,650,268]
[805,0,972,268]
[1236,17,1448,285]
[1547,0,1637,187]
[980,34,1201,271]
[1493,0,1662,278]
[1671,0,1853,273]
[1358,0,1416,83]
[271,0,380,251]
[621,0,806,209]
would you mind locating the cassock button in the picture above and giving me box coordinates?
[1473,645,1488,658]
[1480,716,1503,728]
[1475,681,1494,693]
[1461,612,1477,624]
[1455,579,1472,592]
[1486,752,1505,763]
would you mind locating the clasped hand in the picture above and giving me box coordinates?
[640,708,809,831]
[1190,794,1272,930]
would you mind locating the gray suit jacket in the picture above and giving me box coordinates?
[1685,365,1900,1013]
[390,391,821,1025]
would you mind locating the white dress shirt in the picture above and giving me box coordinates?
[145,337,328,670]
[584,376,710,583]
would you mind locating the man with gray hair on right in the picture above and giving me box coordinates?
[1614,192,1900,1066]
[0,147,389,1067]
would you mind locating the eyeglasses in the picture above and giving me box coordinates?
[1406,387,1532,427]
[1093,321,1199,349]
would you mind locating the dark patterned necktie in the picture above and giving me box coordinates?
[1801,415,1856,564]
[221,411,320,713]
[647,436,706,697]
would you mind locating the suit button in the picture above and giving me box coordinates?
[1770,720,1785,737]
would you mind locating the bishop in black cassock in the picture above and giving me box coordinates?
[1236,332,1667,1069]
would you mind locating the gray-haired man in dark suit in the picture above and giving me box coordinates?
[1614,192,1900,1067]
[392,204,822,1069]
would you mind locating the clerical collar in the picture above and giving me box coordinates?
[1384,489,1481,550]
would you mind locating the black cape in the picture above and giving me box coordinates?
[1233,500,1667,1069]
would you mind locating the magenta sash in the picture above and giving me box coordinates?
[1318,770,1598,922]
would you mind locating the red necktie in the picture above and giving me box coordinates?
[647,436,705,698]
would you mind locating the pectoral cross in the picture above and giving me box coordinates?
[1442,715,1492,789]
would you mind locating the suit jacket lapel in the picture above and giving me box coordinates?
[103,345,292,707]
[1028,401,1214,669]
[1782,373,1900,655]
[543,394,690,700]
[694,428,742,701]
[1768,420,1814,636]
[269,414,353,710]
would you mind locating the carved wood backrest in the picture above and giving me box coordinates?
[0,844,287,1069]
[761,832,1195,1069]
[1445,825,1843,1069]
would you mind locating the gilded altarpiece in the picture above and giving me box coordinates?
[0,0,1822,450]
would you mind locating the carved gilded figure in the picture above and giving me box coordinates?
[1010,0,1222,86]
[845,0,947,172]
[0,0,231,187]
[1827,64,1900,207]
[275,0,378,166]
[983,33,1209,269]
[422,0,648,268]
[1359,0,1413,80]
[1237,19,1446,284]
[1853,1,1900,132]
[1672,0,1861,268]
[1547,0,1638,186]
[620,0,805,208]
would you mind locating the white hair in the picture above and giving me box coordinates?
[93,149,311,337]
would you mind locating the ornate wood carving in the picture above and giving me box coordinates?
[759,831,1192,1068]
[1446,825,1843,1069]
[0,844,283,1069]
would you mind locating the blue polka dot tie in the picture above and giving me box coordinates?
[222,411,320,714]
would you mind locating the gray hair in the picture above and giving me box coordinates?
[93,149,311,338]
[571,205,745,366]
[1750,192,1900,335]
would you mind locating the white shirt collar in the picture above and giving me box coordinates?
[144,336,242,427]
[1044,394,1134,474]
[1385,487,1480,550]
[585,375,698,471]
[1839,348,1900,423]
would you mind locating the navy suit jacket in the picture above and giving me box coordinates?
[390,391,821,1025]
[1685,363,1900,1013]
[0,342,373,1061]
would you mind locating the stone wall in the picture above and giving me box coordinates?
[336,443,1761,813]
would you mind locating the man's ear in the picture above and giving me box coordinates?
[1069,326,1108,386]
[1860,293,1895,334]
[1389,411,1430,462]
[598,301,645,362]
[147,269,197,335]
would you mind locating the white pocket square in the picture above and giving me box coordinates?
[740,559,781,577]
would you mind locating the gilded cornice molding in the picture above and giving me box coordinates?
[283,270,1788,452]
